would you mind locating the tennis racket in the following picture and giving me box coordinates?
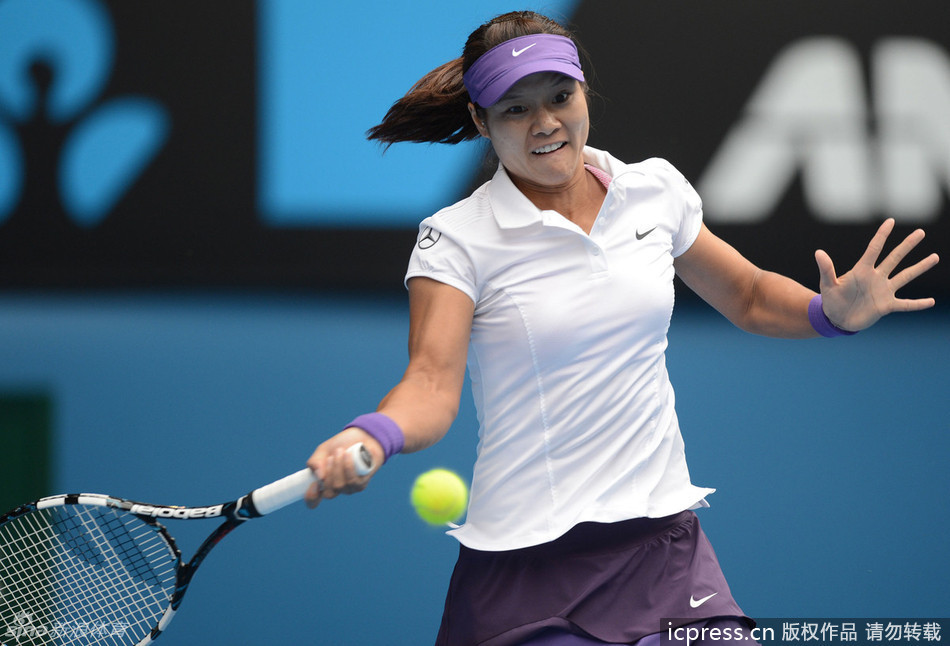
[0,443,373,646]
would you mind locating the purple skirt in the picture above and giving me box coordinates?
[435,511,751,646]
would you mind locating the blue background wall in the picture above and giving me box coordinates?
[1,294,946,643]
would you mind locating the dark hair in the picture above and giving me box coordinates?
[366,11,579,146]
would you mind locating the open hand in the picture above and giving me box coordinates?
[815,219,939,332]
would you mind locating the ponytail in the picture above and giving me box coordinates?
[366,57,478,146]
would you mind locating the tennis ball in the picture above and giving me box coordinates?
[411,468,468,526]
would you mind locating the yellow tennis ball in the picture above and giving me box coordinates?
[411,468,468,526]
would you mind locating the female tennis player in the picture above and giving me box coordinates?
[304,11,939,646]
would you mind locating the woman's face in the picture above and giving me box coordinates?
[471,72,590,194]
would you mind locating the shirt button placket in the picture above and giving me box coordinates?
[589,240,608,273]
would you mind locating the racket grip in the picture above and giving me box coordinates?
[250,443,374,516]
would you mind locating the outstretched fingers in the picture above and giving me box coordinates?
[890,295,937,313]
[814,248,839,290]
[890,250,940,289]
[815,219,939,328]
[890,250,940,314]
[877,223,940,313]
[877,226,929,277]
[856,217,896,269]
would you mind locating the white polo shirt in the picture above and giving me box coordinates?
[405,147,714,551]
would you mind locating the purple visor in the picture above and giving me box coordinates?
[463,34,585,107]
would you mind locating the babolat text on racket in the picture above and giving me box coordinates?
[0,443,373,646]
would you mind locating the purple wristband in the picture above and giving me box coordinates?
[346,413,405,463]
[808,294,857,337]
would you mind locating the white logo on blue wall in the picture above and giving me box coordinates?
[0,0,170,227]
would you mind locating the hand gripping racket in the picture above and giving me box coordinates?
[0,443,373,646]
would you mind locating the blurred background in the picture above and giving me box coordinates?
[1,1,947,644]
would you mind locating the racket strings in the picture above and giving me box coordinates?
[1,504,178,645]
[62,507,174,640]
[1,506,167,645]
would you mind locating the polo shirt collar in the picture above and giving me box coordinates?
[487,146,628,230]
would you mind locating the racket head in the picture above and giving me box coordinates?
[0,494,181,646]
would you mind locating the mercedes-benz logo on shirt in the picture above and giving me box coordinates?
[418,226,441,249]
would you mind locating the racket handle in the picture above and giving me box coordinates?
[250,443,374,516]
